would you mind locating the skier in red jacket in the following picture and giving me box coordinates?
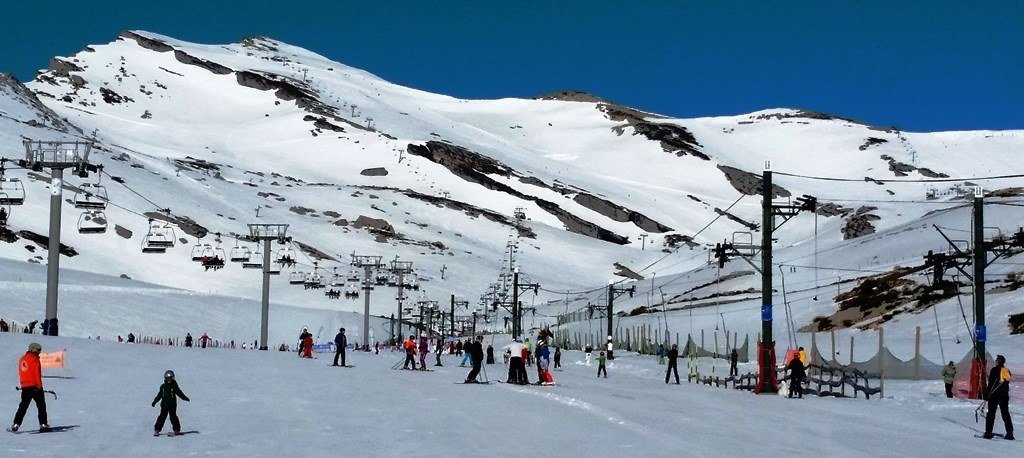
[11,343,49,432]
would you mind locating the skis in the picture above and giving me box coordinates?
[974,433,1010,440]
[8,425,78,434]
[456,381,492,385]
[327,365,356,368]
[167,430,200,437]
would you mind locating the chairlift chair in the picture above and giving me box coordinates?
[347,268,361,282]
[200,246,227,271]
[142,220,175,253]
[304,272,325,290]
[386,274,399,287]
[0,178,25,206]
[325,289,341,300]
[77,210,108,234]
[276,247,297,267]
[191,242,211,262]
[73,183,108,210]
[230,245,252,263]
[289,271,306,285]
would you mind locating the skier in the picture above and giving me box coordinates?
[333,328,347,367]
[585,344,593,366]
[418,335,429,370]
[786,353,806,399]
[941,361,956,398]
[460,339,472,367]
[665,343,680,384]
[606,336,614,360]
[0,318,8,332]
[297,328,310,357]
[597,351,608,378]
[983,355,1014,440]
[128,332,136,343]
[465,336,485,383]
[553,347,562,370]
[537,341,553,384]
[199,332,210,349]
[184,333,193,348]
[152,370,190,436]
[302,332,314,359]
[402,336,418,370]
[11,343,48,433]
[524,338,533,366]
[435,338,444,367]
[657,343,666,365]
[455,340,463,357]
[503,339,528,384]
[730,349,739,378]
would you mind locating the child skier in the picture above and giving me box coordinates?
[597,351,607,378]
[152,370,190,436]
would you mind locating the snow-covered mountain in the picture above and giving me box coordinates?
[1,31,1022,349]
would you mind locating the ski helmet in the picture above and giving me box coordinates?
[27,342,42,353]
[164,370,175,380]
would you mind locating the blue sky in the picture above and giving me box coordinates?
[1,1,1021,131]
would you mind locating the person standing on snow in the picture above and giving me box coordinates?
[152,370,190,436]
[657,344,666,365]
[554,347,562,370]
[403,336,418,370]
[665,343,680,384]
[983,355,1014,440]
[606,336,614,361]
[730,349,739,378]
[524,338,533,366]
[333,328,348,367]
[418,335,429,370]
[585,344,593,366]
[302,333,314,359]
[465,336,485,383]
[537,341,553,384]
[486,344,495,365]
[184,333,193,348]
[503,339,528,384]
[460,339,473,367]
[786,354,806,399]
[455,340,463,357]
[199,332,210,349]
[10,343,48,433]
[941,361,956,398]
[597,351,608,378]
[435,338,445,367]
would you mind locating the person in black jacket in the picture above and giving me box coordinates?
[984,355,1014,440]
[486,344,495,364]
[184,333,193,348]
[152,370,190,436]
[464,336,485,383]
[333,328,347,367]
[553,347,562,369]
[665,344,680,384]
[786,355,806,398]
[729,349,739,377]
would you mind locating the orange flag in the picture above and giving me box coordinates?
[40,350,67,369]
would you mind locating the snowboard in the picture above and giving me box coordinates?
[8,425,78,434]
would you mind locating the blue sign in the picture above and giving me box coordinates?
[312,344,334,353]
[761,304,772,321]
[975,325,987,343]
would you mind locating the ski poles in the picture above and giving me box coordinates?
[975,380,1007,423]
[14,387,57,400]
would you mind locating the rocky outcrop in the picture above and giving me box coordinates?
[600,103,707,160]
[841,207,880,240]
[118,30,174,52]
[173,50,232,75]
[717,165,791,198]
[360,167,389,177]
[407,142,630,244]
[572,193,673,233]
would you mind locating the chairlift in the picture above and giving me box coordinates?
[329,268,344,287]
[386,274,399,287]
[142,220,175,253]
[344,285,360,298]
[200,245,227,271]
[276,247,297,267]
[289,271,306,285]
[325,289,341,300]
[77,210,108,234]
[191,241,211,262]
[230,244,252,263]
[347,268,361,282]
[242,250,263,269]
[73,183,108,210]
[304,272,325,290]
[0,177,25,206]
[374,272,387,286]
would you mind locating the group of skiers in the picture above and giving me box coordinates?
[500,337,557,384]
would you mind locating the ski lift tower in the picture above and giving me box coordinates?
[246,223,289,350]
[351,254,384,348]
[22,139,94,336]
[390,258,414,342]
